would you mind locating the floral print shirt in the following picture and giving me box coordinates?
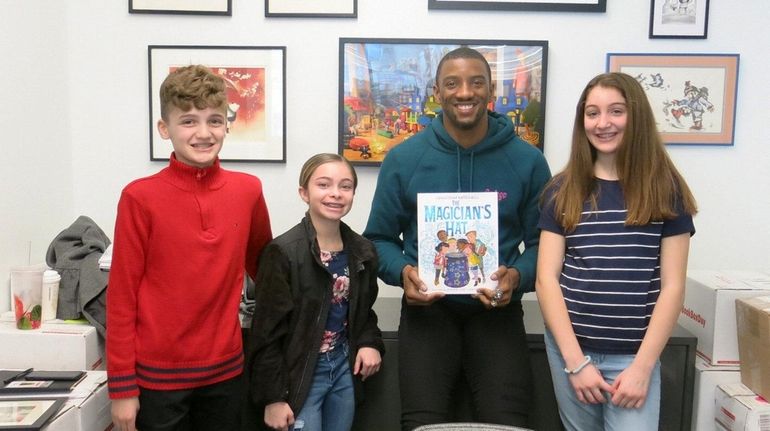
[319,250,350,353]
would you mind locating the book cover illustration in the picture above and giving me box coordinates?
[417,192,499,294]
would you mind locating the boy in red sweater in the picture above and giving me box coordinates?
[107,65,273,431]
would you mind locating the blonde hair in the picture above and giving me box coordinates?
[159,65,227,121]
[545,72,697,231]
[299,153,358,191]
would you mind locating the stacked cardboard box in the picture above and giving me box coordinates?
[678,270,770,366]
[736,295,770,402]
[715,383,770,431]
[0,321,104,370]
[693,356,741,430]
[679,271,770,430]
[39,371,112,431]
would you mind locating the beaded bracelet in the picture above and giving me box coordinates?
[563,355,592,374]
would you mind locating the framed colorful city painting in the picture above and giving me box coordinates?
[427,0,605,12]
[129,0,231,15]
[607,53,739,146]
[148,45,286,162]
[339,38,548,165]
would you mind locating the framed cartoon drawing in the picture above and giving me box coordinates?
[339,38,548,165]
[148,45,286,162]
[649,0,709,39]
[428,0,606,12]
[607,53,739,146]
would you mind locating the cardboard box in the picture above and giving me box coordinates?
[0,321,105,370]
[679,270,770,365]
[715,383,770,431]
[43,404,79,431]
[67,371,112,431]
[736,295,770,401]
[693,356,742,431]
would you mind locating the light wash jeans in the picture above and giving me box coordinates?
[544,329,661,431]
[294,344,354,431]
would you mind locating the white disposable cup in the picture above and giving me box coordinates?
[10,264,46,330]
[42,269,61,322]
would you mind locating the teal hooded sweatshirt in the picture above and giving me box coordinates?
[363,111,551,300]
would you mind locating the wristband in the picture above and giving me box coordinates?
[563,355,591,374]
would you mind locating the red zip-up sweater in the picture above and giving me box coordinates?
[107,154,272,399]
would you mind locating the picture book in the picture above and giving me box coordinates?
[417,192,498,294]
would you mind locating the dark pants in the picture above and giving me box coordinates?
[136,375,243,431]
[398,298,533,431]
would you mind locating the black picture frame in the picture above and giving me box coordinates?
[148,45,287,163]
[265,0,357,18]
[129,0,232,16]
[0,398,65,430]
[649,0,710,39]
[339,38,548,166]
[427,0,605,12]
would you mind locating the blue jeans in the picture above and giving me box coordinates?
[544,330,661,431]
[294,344,354,431]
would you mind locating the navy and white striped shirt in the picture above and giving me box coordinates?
[539,179,694,354]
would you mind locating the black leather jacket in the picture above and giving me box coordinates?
[247,215,384,413]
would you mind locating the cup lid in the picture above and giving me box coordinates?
[43,270,61,281]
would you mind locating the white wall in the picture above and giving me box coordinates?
[2,0,769,307]
[1,1,72,311]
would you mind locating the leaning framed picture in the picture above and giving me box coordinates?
[148,45,287,162]
[0,398,64,430]
[649,0,709,39]
[266,0,356,17]
[339,38,548,165]
[427,0,605,12]
[607,53,739,146]
[129,0,232,15]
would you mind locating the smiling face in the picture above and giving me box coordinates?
[299,161,355,224]
[158,106,226,168]
[583,85,627,159]
[433,57,494,144]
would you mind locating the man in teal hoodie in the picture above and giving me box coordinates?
[364,47,551,430]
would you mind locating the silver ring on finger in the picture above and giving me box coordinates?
[493,288,503,301]
[490,299,498,308]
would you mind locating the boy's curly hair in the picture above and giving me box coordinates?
[159,65,227,121]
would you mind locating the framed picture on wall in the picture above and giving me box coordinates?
[607,53,739,146]
[339,38,548,166]
[148,45,287,162]
[427,0,606,12]
[129,0,231,15]
[266,0,356,17]
[649,0,709,39]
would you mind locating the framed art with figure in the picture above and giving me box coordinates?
[427,0,605,12]
[148,45,286,163]
[649,0,709,39]
[607,53,739,146]
[339,38,548,166]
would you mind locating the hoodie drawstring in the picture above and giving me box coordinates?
[455,146,462,192]
[454,147,475,192]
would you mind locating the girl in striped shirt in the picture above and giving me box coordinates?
[536,72,697,430]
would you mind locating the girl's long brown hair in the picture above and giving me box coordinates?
[545,72,697,232]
